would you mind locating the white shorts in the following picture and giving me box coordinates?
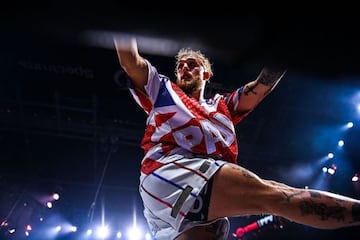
[139,154,229,240]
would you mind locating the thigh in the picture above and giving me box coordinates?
[208,163,281,220]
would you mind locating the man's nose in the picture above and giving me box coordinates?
[181,63,189,71]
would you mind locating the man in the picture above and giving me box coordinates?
[113,36,360,240]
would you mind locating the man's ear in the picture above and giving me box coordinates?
[203,71,210,81]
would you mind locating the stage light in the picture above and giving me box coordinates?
[46,201,53,208]
[127,225,142,240]
[95,225,110,239]
[346,121,353,128]
[322,165,337,175]
[1,220,8,227]
[338,140,344,147]
[331,164,337,170]
[325,164,336,175]
[86,229,93,236]
[352,174,359,182]
[327,153,334,159]
[70,226,77,232]
[53,193,60,201]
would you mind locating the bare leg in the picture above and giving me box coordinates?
[208,163,360,229]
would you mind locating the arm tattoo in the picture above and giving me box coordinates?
[282,189,323,202]
[244,83,258,95]
[309,190,321,198]
[299,200,346,222]
[282,190,304,202]
[229,164,257,180]
[257,67,286,86]
[284,189,348,221]
[352,203,360,221]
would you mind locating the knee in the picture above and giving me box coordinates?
[260,180,297,212]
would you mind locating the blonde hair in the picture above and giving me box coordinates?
[175,48,213,77]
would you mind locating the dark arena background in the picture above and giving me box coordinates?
[1,4,360,240]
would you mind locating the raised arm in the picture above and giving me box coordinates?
[236,67,286,115]
[113,36,148,92]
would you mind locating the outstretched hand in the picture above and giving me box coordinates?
[113,34,137,51]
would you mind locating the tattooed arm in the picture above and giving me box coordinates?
[235,66,286,116]
[257,67,286,91]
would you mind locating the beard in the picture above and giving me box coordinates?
[177,76,202,95]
